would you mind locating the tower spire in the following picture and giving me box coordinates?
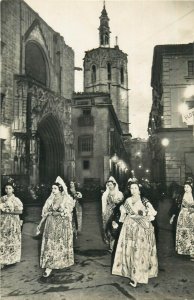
[98,2,111,47]
[115,36,118,46]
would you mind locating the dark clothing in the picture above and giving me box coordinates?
[169,192,184,245]
[105,202,124,264]
[105,202,123,240]
[68,188,82,234]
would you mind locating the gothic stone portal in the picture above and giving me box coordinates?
[12,76,74,185]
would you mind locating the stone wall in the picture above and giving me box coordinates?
[1,0,75,182]
[72,97,109,185]
[162,55,194,128]
[163,130,194,185]
[83,47,129,133]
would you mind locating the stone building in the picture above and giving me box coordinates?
[72,4,131,188]
[72,92,130,188]
[83,4,129,134]
[148,43,194,187]
[0,0,75,187]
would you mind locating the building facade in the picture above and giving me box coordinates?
[72,92,130,188]
[0,0,75,188]
[148,43,194,187]
[72,4,131,188]
[83,4,129,134]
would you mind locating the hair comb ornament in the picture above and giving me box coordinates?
[7,177,16,187]
[55,176,68,194]
[128,177,138,183]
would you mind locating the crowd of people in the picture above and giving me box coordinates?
[0,175,194,287]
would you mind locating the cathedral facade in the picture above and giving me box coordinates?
[0,1,131,191]
[0,0,75,187]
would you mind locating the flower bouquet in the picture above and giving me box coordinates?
[75,192,82,199]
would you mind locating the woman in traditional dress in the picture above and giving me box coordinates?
[175,179,194,261]
[68,181,83,237]
[39,176,75,277]
[101,177,123,251]
[112,180,158,287]
[0,182,23,268]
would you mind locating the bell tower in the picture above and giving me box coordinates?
[83,3,130,133]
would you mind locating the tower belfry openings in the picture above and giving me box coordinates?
[83,2,130,133]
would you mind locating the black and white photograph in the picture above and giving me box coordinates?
[0,0,194,299]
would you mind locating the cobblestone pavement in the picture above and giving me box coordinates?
[1,199,194,300]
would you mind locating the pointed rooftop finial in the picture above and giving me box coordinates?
[103,0,106,8]
[115,36,118,46]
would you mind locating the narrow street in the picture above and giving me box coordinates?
[1,198,194,300]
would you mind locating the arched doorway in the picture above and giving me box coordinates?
[37,114,65,184]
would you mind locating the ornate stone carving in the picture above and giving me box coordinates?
[28,83,73,144]
[13,79,28,133]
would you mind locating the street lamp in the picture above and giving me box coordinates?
[161,138,169,147]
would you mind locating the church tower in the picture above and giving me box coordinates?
[98,3,110,47]
[83,3,129,133]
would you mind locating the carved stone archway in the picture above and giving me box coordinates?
[12,76,75,185]
[37,114,65,184]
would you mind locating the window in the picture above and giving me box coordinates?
[78,109,94,126]
[100,33,109,46]
[25,42,48,86]
[83,160,90,170]
[78,135,93,152]
[105,33,109,45]
[120,66,124,84]
[188,61,194,77]
[107,63,111,80]
[1,93,5,121]
[83,109,91,116]
[91,65,96,83]
[100,34,103,45]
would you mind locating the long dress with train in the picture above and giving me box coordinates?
[40,193,75,269]
[112,196,158,284]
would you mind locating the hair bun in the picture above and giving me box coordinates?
[6,177,16,187]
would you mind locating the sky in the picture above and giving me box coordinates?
[25,0,194,138]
